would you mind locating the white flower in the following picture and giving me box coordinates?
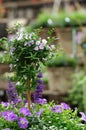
[65,17,70,22]
[29,32,34,39]
[42,39,47,45]
[9,64,12,70]
[31,40,34,45]
[14,64,16,67]
[17,34,23,41]
[47,19,53,25]
[16,81,20,85]
[50,45,55,50]
[4,51,7,54]
[34,46,39,51]
[25,33,28,39]
[24,42,28,46]
[36,41,40,45]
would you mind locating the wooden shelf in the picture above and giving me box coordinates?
[2,0,54,8]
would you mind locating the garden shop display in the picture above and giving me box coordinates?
[0,26,86,130]
[29,10,86,29]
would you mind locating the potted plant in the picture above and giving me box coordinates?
[2,25,56,109]
[0,26,86,130]
[47,52,77,93]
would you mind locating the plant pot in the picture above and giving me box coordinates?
[47,66,75,94]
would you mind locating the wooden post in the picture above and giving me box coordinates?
[27,81,31,110]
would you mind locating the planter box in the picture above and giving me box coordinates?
[47,67,75,94]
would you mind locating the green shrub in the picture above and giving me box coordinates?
[29,10,86,29]
[47,53,77,67]
[68,71,86,112]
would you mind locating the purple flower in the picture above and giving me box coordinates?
[52,103,70,113]
[36,84,44,93]
[37,109,44,117]
[61,102,70,110]
[37,79,43,84]
[33,72,47,104]
[34,46,39,51]
[35,98,47,104]
[11,47,15,53]
[39,44,44,50]
[19,107,31,116]
[80,112,86,122]
[18,117,28,129]
[6,79,19,105]
[37,72,43,78]
[52,105,62,113]
[1,111,17,122]
[1,102,10,107]
[27,42,31,47]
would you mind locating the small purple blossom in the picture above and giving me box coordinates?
[35,98,47,104]
[11,47,15,53]
[18,117,28,129]
[6,79,19,105]
[39,44,44,50]
[27,42,31,47]
[37,72,43,78]
[52,105,62,113]
[37,109,44,117]
[1,102,10,107]
[37,79,43,84]
[33,72,47,104]
[36,84,44,93]
[52,102,70,113]
[61,102,70,110]
[19,107,31,116]
[1,111,17,122]
[80,112,86,122]
[34,46,39,51]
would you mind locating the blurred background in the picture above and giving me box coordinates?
[0,0,86,112]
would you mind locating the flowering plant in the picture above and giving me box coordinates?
[2,26,56,108]
[0,78,86,130]
[9,27,56,82]
[0,100,86,130]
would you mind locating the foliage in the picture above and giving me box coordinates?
[0,101,86,130]
[67,71,86,112]
[0,53,11,64]
[29,10,86,29]
[0,37,7,51]
[0,37,11,64]
[47,52,77,67]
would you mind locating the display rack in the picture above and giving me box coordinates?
[2,0,54,8]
